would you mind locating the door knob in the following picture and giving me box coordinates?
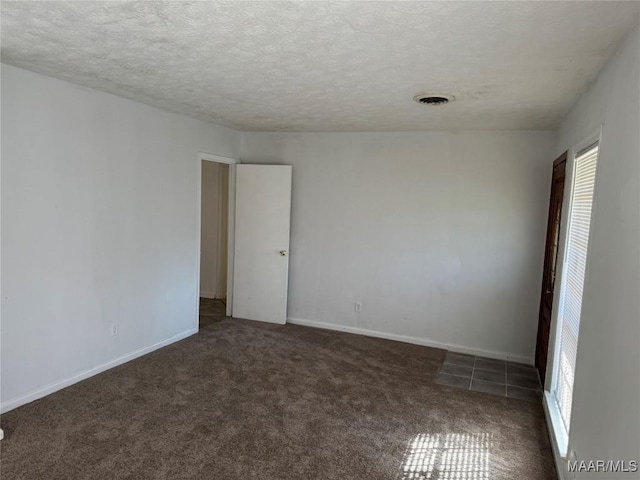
[280,250,288,256]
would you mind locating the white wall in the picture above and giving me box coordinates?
[549,27,639,479]
[1,64,239,411]
[241,130,556,362]
[200,161,229,299]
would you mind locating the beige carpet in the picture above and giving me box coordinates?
[0,307,556,479]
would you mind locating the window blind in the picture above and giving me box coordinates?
[554,143,599,432]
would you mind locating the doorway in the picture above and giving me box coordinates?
[198,153,238,328]
[196,155,293,328]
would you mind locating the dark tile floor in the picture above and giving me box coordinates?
[436,351,542,402]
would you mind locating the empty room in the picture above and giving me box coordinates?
[1,2,638,480]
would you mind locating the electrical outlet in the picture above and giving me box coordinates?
[111,323,118,336]
[355,301,362,313]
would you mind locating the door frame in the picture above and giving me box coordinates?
[196,152,240,327]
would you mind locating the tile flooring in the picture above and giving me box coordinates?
[436,351,542,402]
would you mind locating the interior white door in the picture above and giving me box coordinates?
[232,165,292,324]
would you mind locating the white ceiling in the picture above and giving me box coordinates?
[1,1,638,131]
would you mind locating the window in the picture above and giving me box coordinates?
[553,142,599,432]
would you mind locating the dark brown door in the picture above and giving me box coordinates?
[535,152,567,383]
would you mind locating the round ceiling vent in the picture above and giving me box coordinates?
[413,93,455,106]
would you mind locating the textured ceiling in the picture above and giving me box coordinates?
[1,1,639,131]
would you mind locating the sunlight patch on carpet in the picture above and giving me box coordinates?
[399,432,492,480]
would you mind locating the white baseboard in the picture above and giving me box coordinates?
[287,318,533,365]
[0,328,198,414]
[445,343,533,365]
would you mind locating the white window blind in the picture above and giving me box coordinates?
[554,143,599,432]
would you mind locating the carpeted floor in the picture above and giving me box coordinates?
[0,305,556,480]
